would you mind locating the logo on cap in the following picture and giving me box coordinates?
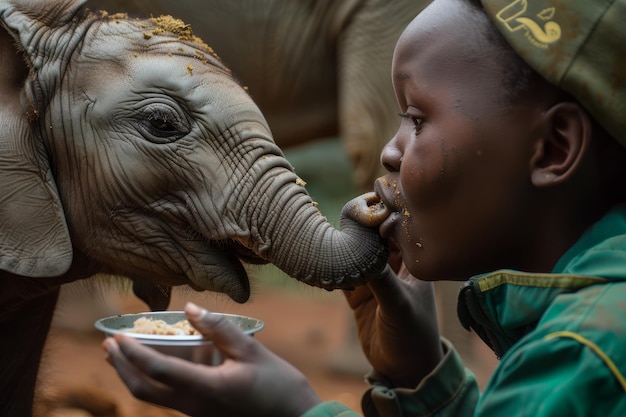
[496,0,561,48]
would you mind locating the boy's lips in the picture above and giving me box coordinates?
[378,210,401,239]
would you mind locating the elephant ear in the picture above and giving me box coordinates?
[0,0,86,277]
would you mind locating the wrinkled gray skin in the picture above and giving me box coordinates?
[0,0,388,414]
[87,0,430,191]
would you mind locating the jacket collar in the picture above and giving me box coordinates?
[457,204,626,358]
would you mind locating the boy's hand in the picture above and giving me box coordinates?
[103,302,321,417]
[343,263,443,388]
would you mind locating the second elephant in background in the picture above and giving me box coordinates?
[86,0,431,192]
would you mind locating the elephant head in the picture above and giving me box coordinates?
[0,0,389,308]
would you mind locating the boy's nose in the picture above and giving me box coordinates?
[381,141,403,172]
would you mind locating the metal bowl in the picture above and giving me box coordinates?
[95,311,264,364]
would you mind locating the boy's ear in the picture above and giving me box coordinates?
[530,102,592,187]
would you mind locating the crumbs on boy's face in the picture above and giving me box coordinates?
[378,177,410,216]
[380,178,414,241]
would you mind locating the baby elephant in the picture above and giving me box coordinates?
[0,0,388,415]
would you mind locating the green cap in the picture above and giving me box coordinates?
[481,0,626,147]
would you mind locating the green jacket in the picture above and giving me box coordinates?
[303,204,626,417]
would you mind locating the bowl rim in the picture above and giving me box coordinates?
[94,310,264,343]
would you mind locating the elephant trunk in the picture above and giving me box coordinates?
[244,165,390,290]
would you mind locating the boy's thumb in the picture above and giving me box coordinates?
[184,302,228,336]
[183,302,252,357]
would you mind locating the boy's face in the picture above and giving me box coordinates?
[375,0,547,280]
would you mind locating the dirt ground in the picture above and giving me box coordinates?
[36,271,498,417]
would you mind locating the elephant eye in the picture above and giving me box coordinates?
[149,116,177,132]
[138,103,190,143]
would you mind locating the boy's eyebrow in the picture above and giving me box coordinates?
[396,73,411,80]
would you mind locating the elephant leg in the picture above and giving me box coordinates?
[0,277,60,417]
[338,0,432,191]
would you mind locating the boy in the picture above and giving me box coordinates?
[103,0,626,415]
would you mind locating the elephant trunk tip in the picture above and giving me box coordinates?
[343,192,390,227]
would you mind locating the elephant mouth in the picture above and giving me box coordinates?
[195,239,267,304]
[224,239,268,265]
[175,237,269,304]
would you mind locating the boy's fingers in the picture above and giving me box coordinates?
[109,334,207,389]
[103,336,172,400]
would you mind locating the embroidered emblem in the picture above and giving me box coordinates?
[496,0,561,48]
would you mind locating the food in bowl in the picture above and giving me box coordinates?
[127,317,200,335]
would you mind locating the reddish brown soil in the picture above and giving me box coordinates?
[36,278,497,417]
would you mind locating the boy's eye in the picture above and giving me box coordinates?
[398,113,423,130]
